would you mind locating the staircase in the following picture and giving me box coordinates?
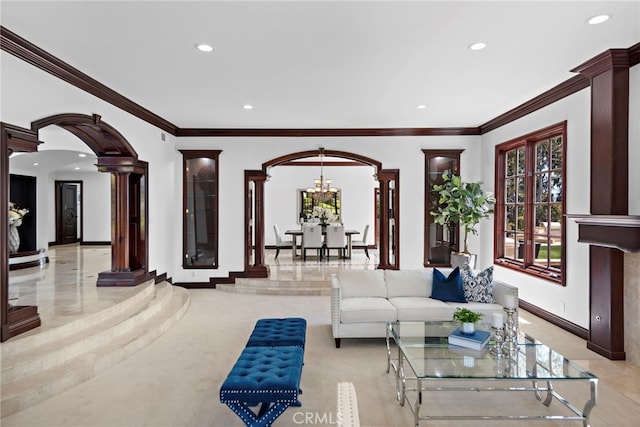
[0,280,190,417]
[217,277,332,296]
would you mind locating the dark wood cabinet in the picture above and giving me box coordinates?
[423,149,463,267]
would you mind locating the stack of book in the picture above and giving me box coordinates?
[448,328,490,350]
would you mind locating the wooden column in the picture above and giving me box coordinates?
[572,49,629,360]
[245,170,268,278]
[96,157,150,286]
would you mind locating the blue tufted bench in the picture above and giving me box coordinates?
[220,346,304,427]
[246,317,307,349]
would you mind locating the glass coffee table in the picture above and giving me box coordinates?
[386,321,598,427]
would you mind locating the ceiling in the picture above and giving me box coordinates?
[1,0,639,131]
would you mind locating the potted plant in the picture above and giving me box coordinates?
[430,173,496,268]
[452,307,483,335]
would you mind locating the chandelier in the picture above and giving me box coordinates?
[307,147,337,203]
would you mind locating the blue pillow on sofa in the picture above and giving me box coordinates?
[431,267,466,303]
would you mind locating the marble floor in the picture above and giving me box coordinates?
[4,244,640,424]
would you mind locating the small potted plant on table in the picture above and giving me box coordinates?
[453,307,483,335]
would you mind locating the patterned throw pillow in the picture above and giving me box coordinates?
[461,264,495,303]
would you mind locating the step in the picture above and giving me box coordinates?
[1,279,156,358]
[218,279,331,296]
[0,282,191,417]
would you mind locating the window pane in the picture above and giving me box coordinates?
[504,233,517,259]
[551,136,563,169]
[516,206,524,232]
[535,173,549,203]
[536,140,549,172]
[506,150,517,177]
[506,177,516,203]
[517,147,525,175]
[517,177,525,203]
[550,204,563,223]
[506,205,516,231]
[550,172,562,202]
[535,205,548,227]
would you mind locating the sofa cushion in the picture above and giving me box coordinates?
[338,270,386,298]
[461,264,495,303]
[445,301,504,318]
[385,270,432,298]
[431,267,466,303]
[340,297,397,323]
[389,297,455,321]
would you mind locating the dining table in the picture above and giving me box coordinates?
[284,228,360,259]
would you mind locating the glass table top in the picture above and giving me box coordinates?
[389,321,597,381]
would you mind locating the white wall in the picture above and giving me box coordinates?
[1,51,178,278]
[480,89,592,328]
[174,136,481,282]
[265,164,377,245]
[52,171,110,242]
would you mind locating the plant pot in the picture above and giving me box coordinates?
[461,322,475,335]
[450,253,476,270]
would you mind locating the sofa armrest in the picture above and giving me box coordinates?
[331,274,342,337]
[492,279,518,308]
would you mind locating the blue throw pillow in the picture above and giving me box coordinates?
[431,267,466,303]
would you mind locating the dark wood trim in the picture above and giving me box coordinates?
[154,272,168,284]
[8,256,50,271]
[263,149,382,172]
[2,122,41,342]
[80,241,111,246]
[97,269,154,287]
[518,299,588,340]
[422,149,464,267]
[629,42,640,66]
[568,215,640,253]
[176,127,480,137]
[280,160,367,167]
[480,76,589,134]
[1,26,177,135]
[571,48,630,361]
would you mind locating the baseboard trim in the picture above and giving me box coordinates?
[81,241,111,246]
[518,299,588,340]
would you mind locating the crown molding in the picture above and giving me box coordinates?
[479,75,589,134]
[0,26,178,135]
[174,127,480,137]
[571,48,630,78]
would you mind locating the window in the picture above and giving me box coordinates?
[297,189,341,223]
[494,122,566,284]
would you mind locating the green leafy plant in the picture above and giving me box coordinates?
[430,173,496,254]
[452,307,483,323]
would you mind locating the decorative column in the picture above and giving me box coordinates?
[245,170,268,278]
[571,49,629,360]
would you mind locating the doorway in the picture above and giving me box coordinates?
[55,181,83,245]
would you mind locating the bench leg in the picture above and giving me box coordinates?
[225,401,293,427]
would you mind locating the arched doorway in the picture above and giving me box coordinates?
[30,113,151,287]
[243,149,399,277]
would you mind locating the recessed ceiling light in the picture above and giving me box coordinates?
[196,44,214,52]
[242,104,254,110]
[587,14,610,25]
[74,167,80,170]
[469,42,487,51]
[78,153,87,158]
[32,162,39,166]
[416,105,427,109]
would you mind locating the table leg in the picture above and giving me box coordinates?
[346,235,353,259]
[582,379,598,427]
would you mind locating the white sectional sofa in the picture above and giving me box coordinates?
[331,268,518,348]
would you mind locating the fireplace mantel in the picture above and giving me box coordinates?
[568,215,640,253]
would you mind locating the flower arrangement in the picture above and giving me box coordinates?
[9,202,29,227]
[311,206,336,225]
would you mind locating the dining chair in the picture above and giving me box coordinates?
[302,224,324,261]
[325,225,346,260]
[273,225,294,259]
[351,224,370,259]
